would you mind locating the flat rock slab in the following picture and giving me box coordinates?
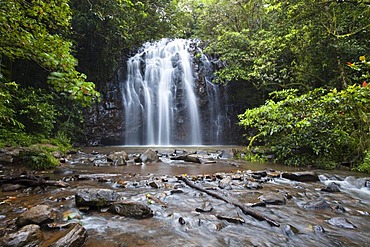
[326,217,356,229]
[75,188,125,208]
[42,223,87,247]
[281,172,319,182]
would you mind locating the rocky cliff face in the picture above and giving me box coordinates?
[83,40,242,146]
[83,68,126,146]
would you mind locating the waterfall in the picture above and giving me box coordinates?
[122,39,227,146]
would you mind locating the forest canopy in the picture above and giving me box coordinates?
[0,0,369,171]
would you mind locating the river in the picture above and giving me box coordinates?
[1,146,369,246]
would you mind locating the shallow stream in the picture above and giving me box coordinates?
[1,146,369,246]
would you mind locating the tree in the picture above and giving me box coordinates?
[70,0,181,84]
[184,0,370,93]
[0,0,100,106]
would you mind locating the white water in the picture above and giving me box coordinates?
[122,39,202,145]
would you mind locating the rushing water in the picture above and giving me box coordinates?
[121,39,230,146]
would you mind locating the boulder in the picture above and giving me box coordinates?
[281,172,319,182]
[43,223,87,247]
[140,149,159,163]
[184,154,201,163]
[75,188,125,208]
[107,151,128,166]
[0,224,44,247]
[109,201,153,218]
[16,205,55,227]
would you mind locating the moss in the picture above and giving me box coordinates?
[20,145,59,170]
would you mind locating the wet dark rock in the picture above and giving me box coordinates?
[184,154,201,163]
[148,181,160,189]
[321,182,341,193]
[251,174,262,179]
[109,201,153,218]
[245,181,263,190]
[312,224,325,234]
[140,149,159,163]
[170,189,184,194]
[43,223,87,247]
[178,217,186,225]
[250,171,268,177]
[302,199,331,210]
[365,180,370,188]
[326,217,356,229]
[0,224,44,247]
[281,172,319,182]
[251,202,266,207]
[258,193,286,205]
[16,205,55,227]
[334,204,346,213]
[75,188,125,208]
[216,215,245,224]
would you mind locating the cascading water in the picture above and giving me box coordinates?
[122,39,204,145]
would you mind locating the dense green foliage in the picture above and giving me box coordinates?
[239,84,370,170]
[0,0,100,105]
[20,144,62,170]
[176,0,370,171]
[71,0,181,83]
[0,0,100,150]
[1,0,369,172]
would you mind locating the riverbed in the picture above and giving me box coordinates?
[1,146,369,246]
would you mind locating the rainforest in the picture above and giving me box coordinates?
[1,0,370,171]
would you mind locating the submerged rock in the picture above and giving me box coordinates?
[281,172,319,182]
[16,205,55,227]
[0,224,44,247]
[326,217,356,229]
[109,201,153,218]
[75,188,125,208]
